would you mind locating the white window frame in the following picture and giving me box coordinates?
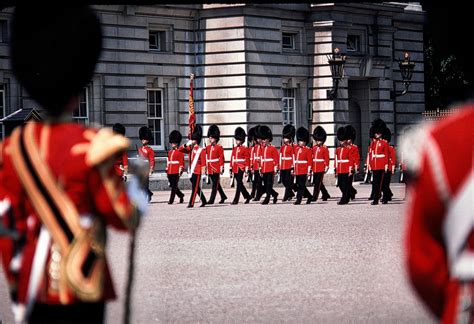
[0,84,5,140]
[147,88,165,151]
[282,88,296,126]
[73,87,89,125]
[282,32,296,50]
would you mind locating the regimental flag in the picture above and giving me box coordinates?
[188,74,196,139]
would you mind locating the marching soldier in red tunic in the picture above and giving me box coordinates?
[366,127,376,199]
[0,6,143,323]
[345,125,360,200]
[166,130,185,205]
[112,123,129,182]
[334,127,352,205]
[180,125,207,208]
[259,126,279,205]
[404,106,474,324]
[250,126,264,201]
[311,126,330,202]
[369,119,389,205]
[293,127,313,205]
[230,127,251,205]
[205,124,227,204]
[280,124,296,202]
[381,127,395,204]
[138,126,155,203]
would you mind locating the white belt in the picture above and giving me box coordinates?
[261,158,273,162]
[338,159,349,163]
[313,158,325,162]
[373,154,385,158]
[167,161,180,165]
[294,160,307,164]
[234,159,245,162]
[207,158,219,162]
[281,157,292,161]
[254,157,260,160]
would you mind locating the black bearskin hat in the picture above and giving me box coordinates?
[248,126,256,143]
[234,127,246,142]
[282,124,296,141]
[169,130,182,144]
[313,126,327,142]
[207,124,220,142]
[139,126,152,141]
[11,6,102,117]
[372,118,387,134]
[369,126,376,139]
[112,123,126,136]
[296,127,310,143]
[337,126,348,141]
[382,127,392,143]
[191,124,203,143]
[255,125,263,140]
[259,125,272,142]
[345,125,356,142]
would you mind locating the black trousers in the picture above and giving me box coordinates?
[29,302,105,324]
[280,169,294,200]
[337,173,351,203]
[233,169,251,202]
[312,172,329,200]
[168,174,184,203]
[262,172,278,201]
[189,173,207,206]
[144,175,153,200]
[295,174,311,202]
[208,173,227,203]
[349,173,357,198]
[371,170,385,202]
[382,171,393,201]
[251,171,264,199]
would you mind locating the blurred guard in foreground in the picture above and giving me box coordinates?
[404,105,474,324]
[0,5,146,324]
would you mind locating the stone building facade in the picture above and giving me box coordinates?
[0,3,425,173]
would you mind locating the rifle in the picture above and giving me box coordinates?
[205,139,210,185]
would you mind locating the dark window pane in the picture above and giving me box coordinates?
[149,32,158,49]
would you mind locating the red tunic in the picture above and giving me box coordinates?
[230,145,250,173]
[279,144,294,170]
[370,139,389,170]
[166,148,184,175]
[260,144,279,174]
[205,144,224,174]
[138,145,155,171]
[405,107,474,324]
[312,145,329,173]
[113,152,128,178]
[293,145,312,175]
[250,144,261,171]
[349,144,360,171]
[334,146,351,174]
[180,144,206,175]
[388,145,396,173]
[0,122,137,305]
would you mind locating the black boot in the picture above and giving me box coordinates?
[321,194,330,201]
[231,200,238,205]
[261,197,270,205]
[371,200,379,205]
[273,193,279,204]
[306,197,312,204]
[219,197,227,204]
[293,200,301,205]
[179,196,184,204]
[244,197,251,204]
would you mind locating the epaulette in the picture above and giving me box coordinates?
[84,128,130,167]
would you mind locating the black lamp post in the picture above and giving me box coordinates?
[391,52,416,99]
[327,48,347,100]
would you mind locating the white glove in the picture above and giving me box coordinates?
[126,177,148,216]
[186,140,193,147]
[201,174,207,183]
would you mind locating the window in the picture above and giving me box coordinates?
[73,87,89,125]
[149,30,166,51]
[282,88,296,126]
[347,35,361,52]
[282,32,296,50]
[0,84,4,139]
[0,20,7,43]
[147,89,164,149]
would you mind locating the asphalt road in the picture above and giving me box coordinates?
[1,183,435,323]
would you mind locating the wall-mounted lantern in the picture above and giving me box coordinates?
[327,47,347,100]
[391,52,416,99]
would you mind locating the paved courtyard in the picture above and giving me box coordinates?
[1,183,434,323]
